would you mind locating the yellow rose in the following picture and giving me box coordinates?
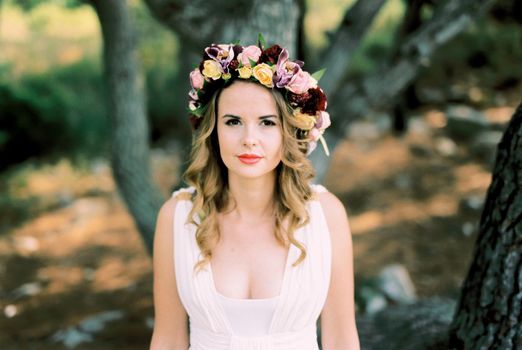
[222,72,232,80]
[293,110,316,130]
[252,63,274,87]
[202,60,222,80]
[238,65,253,79]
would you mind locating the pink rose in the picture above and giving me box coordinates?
[190,68,204,89]
[237,45,262,66]
[317,111,331,130]
[286,70,317,94]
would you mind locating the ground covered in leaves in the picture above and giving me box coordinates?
[0,105,515,349]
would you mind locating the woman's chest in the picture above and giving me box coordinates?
[210,226,290,300]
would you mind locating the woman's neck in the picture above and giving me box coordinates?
[225,173,276,223]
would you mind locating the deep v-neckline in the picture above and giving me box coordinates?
[208,242,293,301]
[207,240,295,334]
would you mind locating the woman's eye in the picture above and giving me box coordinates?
[262,120,276,126]
[225,119,241,126]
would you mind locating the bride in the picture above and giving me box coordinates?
[150,38,360,350]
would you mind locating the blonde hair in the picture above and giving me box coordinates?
[183,81,316,273]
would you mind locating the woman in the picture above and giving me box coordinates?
[150,38,360,350]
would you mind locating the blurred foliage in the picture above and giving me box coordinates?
[419,18,522,101]
[1,2,180,168]
[5,0,83,11]
[0,59,109,170]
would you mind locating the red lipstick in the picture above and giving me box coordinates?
[238,153,262,164]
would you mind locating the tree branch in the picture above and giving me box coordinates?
[311,0,496,183]
[319,0,387,96]
[333,0,496,130]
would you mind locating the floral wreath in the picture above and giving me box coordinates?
[188,34,330,156]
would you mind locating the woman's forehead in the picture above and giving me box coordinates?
[218,81,278,115]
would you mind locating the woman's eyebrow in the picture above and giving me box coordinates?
[259,115,278,120]
[221,114,278,119]
[222,114,240,119]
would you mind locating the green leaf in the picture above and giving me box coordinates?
[311,68,326,82]
[248,58,257,66]
[258,33,267,49]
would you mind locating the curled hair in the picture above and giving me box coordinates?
[183,82,316,273]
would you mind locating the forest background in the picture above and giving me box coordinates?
[1,0,521,349]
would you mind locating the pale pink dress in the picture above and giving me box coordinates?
[172,184,331,350]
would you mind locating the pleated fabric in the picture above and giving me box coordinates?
[172,184,331,350]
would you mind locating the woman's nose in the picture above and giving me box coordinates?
[241,124,258,147]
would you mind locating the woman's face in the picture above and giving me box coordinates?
[216,81,283,181]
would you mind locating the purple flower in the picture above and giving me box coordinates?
[274,49,302,88]
[205,44,235,73]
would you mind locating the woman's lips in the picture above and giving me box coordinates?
[238,155,262,164]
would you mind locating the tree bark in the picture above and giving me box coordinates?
[143,0,299,53]
[448,103,522,349]
[91,0,163,254]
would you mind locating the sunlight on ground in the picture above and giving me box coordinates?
[7,158,114,199]
[455,164,492,193]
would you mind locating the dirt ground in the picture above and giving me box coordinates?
[0,105,515,349]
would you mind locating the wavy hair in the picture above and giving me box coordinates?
[182,81,316,273]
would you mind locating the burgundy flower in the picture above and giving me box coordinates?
[287,91,310,109]
[259,44,283,65]
[300,87,327,115]
[232,44,243,57]
[229,59,239,71]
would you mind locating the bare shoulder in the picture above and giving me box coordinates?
[155,189,192,235]
[317,191,350,232]
[157,195,179,226]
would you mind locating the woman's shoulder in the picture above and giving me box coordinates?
[310,183,336,206]
[171,186,196,202]
[310,184,348,224]
[155,186,195,226]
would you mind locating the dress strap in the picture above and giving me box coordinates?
[171,186,196,201]
[310,183,329,201]
[310,183,328,194]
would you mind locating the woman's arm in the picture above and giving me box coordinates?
[150,197,190,350]
[318,192,360,350]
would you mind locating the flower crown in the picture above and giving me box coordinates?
[188,35,330,156]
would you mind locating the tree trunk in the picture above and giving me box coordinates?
[144,0,299,53]
[448,103,522,349]
[91,0,163,254]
